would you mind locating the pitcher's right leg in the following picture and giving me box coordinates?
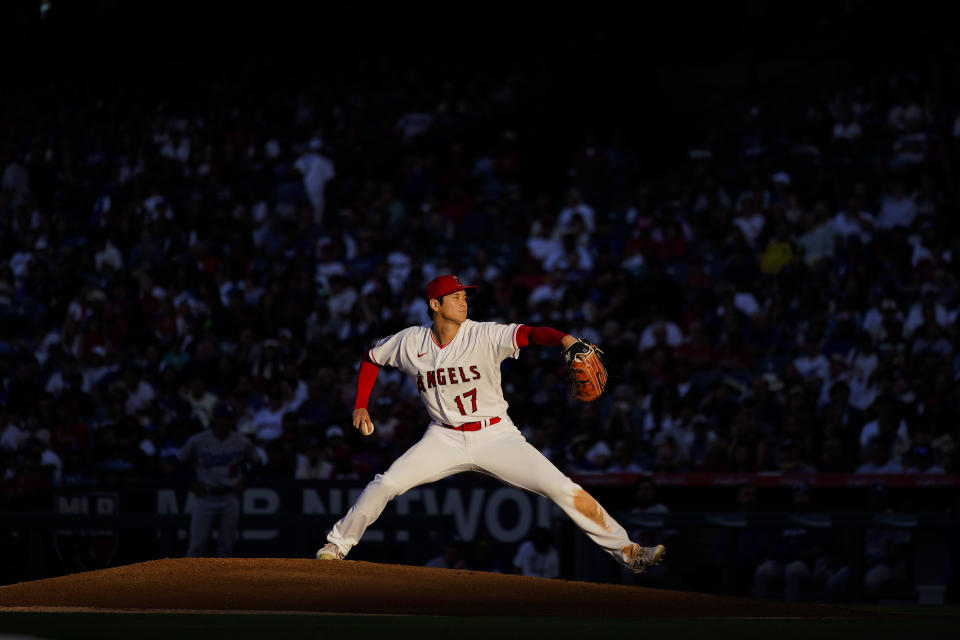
[321,426,472,559]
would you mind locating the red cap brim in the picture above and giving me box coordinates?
[425,275,479,300]
[428,284,477,299]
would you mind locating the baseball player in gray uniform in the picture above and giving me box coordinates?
[316,275,665,574]
[178,402,260,557]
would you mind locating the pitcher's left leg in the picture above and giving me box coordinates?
[470,424,663,573]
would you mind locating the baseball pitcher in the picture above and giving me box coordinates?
[316,275,665,574]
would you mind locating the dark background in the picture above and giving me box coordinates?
[5,1,958,182]
[2,0,960,600]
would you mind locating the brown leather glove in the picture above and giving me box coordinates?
[562,338,608,403]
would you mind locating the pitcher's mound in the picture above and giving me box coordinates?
[0,558,865,618]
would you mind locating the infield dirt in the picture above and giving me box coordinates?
[0,558,875,618]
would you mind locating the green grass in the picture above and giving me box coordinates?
[0,610,956,640]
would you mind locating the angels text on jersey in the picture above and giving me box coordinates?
[368,320,520,425]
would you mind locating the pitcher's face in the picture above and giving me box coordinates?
[433,290,468,324]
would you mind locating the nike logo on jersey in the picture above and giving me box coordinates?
[418,352,428,357]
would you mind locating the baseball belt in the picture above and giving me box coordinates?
[440,417,502,431]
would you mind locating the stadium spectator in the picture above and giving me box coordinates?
[512,527,560,578]
[1,42,958,498]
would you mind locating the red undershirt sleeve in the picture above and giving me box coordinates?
[353,359,380,410]
[516,325,567,348]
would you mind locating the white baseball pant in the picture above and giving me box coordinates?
[326,419,637,568]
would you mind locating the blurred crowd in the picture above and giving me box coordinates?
[3,60,960,498]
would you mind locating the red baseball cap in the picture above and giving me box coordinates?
[425,274,477,300]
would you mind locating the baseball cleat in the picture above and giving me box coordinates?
[316,543,344,560]
[627,543,666,574]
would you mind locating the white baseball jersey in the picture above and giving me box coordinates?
[326,318,652,573]
[178,430,259,488]
[368,320,520,426]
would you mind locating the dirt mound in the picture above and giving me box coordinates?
[0,558,866,618]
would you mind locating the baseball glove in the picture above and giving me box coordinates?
[562,339,607,403]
